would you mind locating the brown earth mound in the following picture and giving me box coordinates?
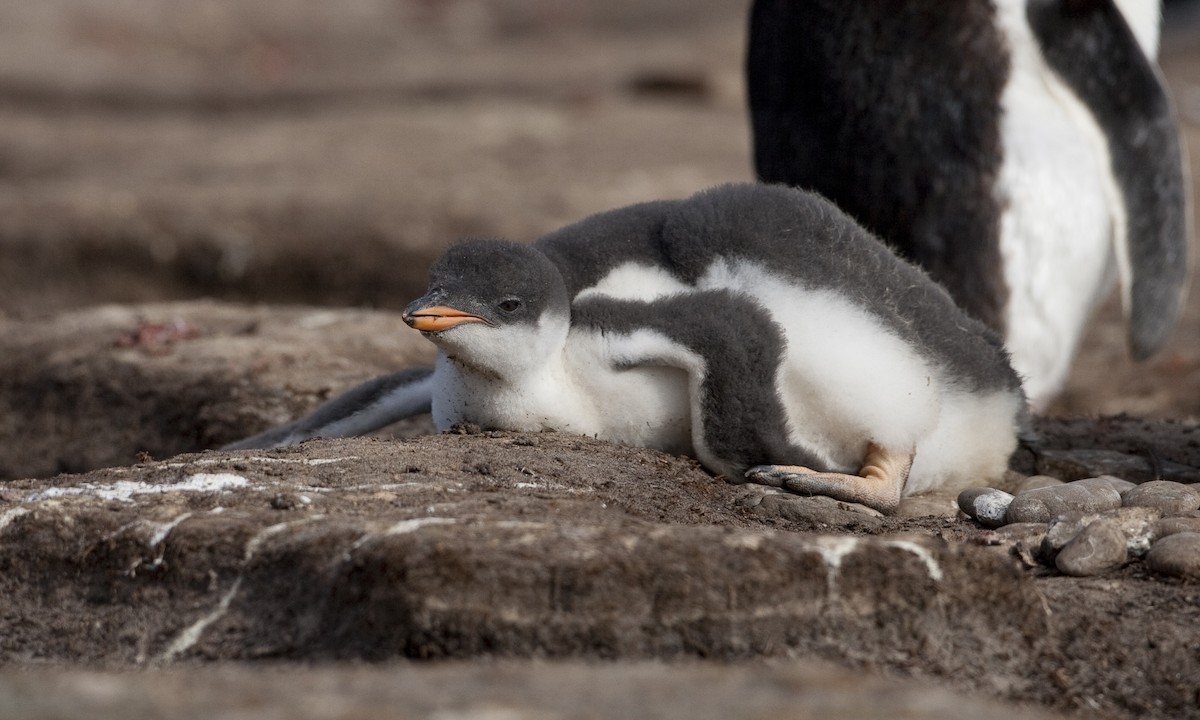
[1,431,1198,719]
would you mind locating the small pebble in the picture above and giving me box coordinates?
[1042,512,1097,558]
[1121,480,1200,514]
[1055,518,1128,577]
[1015,475,1063,494]
[1156,517,1200,538]
[1076,475,1136,495]
[1005,481,1122,524]
[1145,532,1200,580]
[1041,506,1160,560]
[957,488,1014,528]
[1108,506,1163,557]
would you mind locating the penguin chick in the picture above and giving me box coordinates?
[401,183,1029,513]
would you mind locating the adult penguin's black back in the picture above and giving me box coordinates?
[748,0,1011,329]
[747,0,1190,409]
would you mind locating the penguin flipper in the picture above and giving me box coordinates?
[1027,0,1191,360]
[745,443,913,514]
[222,367,434,450]
[575,291,823,474]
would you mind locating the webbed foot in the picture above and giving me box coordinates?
[745,443,913,514]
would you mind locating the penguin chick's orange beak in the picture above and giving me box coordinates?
[404,305,489,333]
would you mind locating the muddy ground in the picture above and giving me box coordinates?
[4,1,1200,718]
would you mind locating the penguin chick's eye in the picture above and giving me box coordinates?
[497,298,522,313]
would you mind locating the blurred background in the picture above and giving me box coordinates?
[0,0,752,317]
[0,0,1198,415]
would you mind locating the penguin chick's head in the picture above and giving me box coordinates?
[404,239,570,377]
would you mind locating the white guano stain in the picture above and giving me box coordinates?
[154,515,325,663]
[161,455,357,469]
[804,535,862,572]
[341,517,458,561]
[0,507,29,532]
[723,532,768,550]
[26,473,249,503]
[243,456,357,466]
[800,536,859,602]
[384,517,457,536]
[156,578,244,663]
[798,536,945,598]
[511,480,592,494]
[882,539,945,582]
[147,512,194,549]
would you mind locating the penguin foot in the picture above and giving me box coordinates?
[745,444,912,514]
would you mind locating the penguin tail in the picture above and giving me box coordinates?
[222,367,435,450]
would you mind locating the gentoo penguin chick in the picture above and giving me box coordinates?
[747,0,1191,409]
[397,183,1028,513]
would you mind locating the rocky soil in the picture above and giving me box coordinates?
[4,1,1200,718]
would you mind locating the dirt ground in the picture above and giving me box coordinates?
[2,431,1198,720]
[4,1,1200,718]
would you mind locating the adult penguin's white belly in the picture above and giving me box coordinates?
[993,0,1124,408]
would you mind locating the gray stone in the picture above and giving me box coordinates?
[1121,480,1200,514]
[754,493,884,530]
[1015,475,1064,494]
[1055,519,1128,577]
[1076,475,1137,495]
[1156,517,1200,538]
[895,493,960,519]
[1034,449,1200,485]
[1042,507,1161,560]
[1145,532,1200,580]
[1107,506,1163,557]
[1041,512,1097,559]
[957,488,1014,528]
[1005,482,1122,525]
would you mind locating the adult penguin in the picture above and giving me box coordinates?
[747,0,1191,409]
